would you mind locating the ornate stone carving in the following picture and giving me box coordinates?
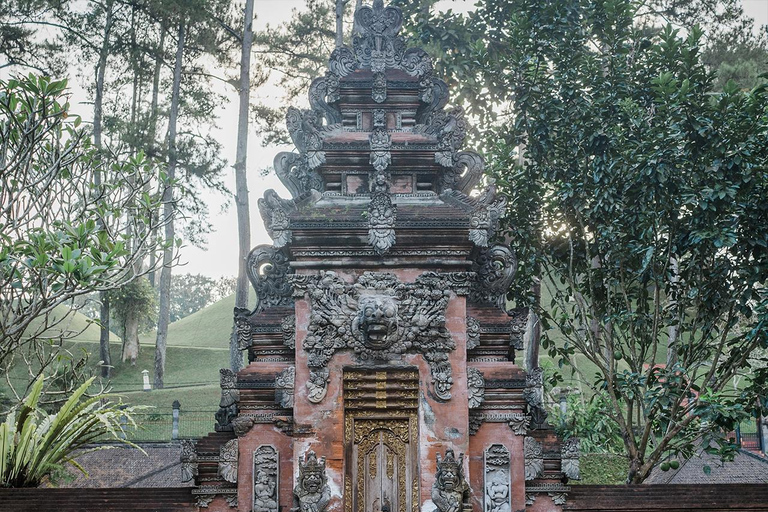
[432,449,470,512]
[469,245,517,310]
[452,151,485,193]
[372,72,387,103]
[466,316,480,351]
[247,245,294,311]
[561,437,580,480]
[328,46,357,78]
[469,412,483,435]
[353,0,405,72]
[234,307,253,350]
[309,76,342,126]
[467,367,485,409]
[416,107,466,167]
[524,437,544,481]
[525,494,535,506]
[180,439,198,483]
[218,438,239,484]
[275,366,295,408]
[286,107,325,169]
[369,127,391,172]
[373,108,387,127]
[523,367,549,427]
[469,196,506,248]
[273,151,323,198]
[196,494,215,508]
[508,413,529,436]
[368,171,396,255]
[484,444,511,512]
[253,445,279,512]
[282,314,296,349]
[549,492,568,506]
[509,308,527,351]
[293,451,331,512]
[258,189,296,248]
[291,271,465,402]
[232,415,255,437]
[226,495,238,508]
[215,369,239,431]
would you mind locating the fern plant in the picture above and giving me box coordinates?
[0,376,141,487]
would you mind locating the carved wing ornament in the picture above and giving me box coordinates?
[290,271,473,403]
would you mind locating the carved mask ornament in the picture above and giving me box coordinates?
[353,294,398,350]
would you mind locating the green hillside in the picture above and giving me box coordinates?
[24,304,120,344]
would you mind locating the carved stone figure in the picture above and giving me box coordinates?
[368,188,397,254]
[180,439,198,483]
[469,197,506,248]
[291,271,470,402]
[218,438,238,484]
[484,445,510,512]
[254,446,279,512]
[523,367,548,427]
[234,307,254,350]
[215,369,239,431]
[561,437,581,480]
[369,128,392,172]
[353,0,404,71]
[524,437,544,481]
[467,367,485,409]
[432,449,470,512]
[275,366,296,408]
[293,451,331,512]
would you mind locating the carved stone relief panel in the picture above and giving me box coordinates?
[291,271,472,403]
[218,438,239,484]
[180,439,198,483]
[467,367,485,409]
[275,366,296,409]
[484,444,511,512]
[524,437,544,481]
[253,445,279,512]
[561,437,580,481]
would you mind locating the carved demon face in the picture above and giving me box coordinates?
[438,466,460,492]
[301,470,324,494]
[354,294,398,350]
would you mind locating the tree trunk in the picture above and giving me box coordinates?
[121,311,140,365]
[230,0,256,373]
[335,0,344,48]
[525,278,541,371]
[147,26,165,288]
[154,20,185,389]
[94,0,115,379]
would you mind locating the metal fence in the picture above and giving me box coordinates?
[121,409,217,442]
[736,419,762,452]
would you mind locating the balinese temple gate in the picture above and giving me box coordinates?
[181,2,578,511]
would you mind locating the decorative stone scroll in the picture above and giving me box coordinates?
[466,316,481,351]
[215,369,239,431]
[467,367,485,409]
[469,196,506,248]
[180,439,198,483]
[432,449,471,512]
[291,271,472,403]
[469,245,517,310]
[508,413,529,436]
[253,446,279,512]
[561,437,581,481]
[524,437,544,481]
[523,367,548,428]
[293,451,331,512]
[246,245,294,312]
[218,438,239,484]
[484,445,511,512]
[234,307,254,350]
[282,314,296,348]
[275,366,295,408]
[286,107,325,170]
[258,189,296,248]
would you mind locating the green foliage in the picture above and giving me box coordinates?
[576,453,630,484]
[0,375,141,487]
[0,74,171,367]
[415,0,768,483]
[552,393,625,454]
[107,278,157,334]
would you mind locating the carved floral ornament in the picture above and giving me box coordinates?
[290,270,473,403]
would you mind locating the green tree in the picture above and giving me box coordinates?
[0,74,172,384]
[412,0,768,483]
